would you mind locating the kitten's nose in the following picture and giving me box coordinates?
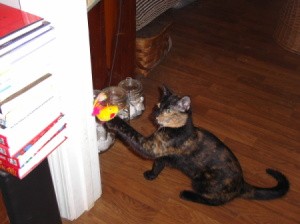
[156,117,162,125]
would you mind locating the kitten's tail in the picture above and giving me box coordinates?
[241,168,289,200]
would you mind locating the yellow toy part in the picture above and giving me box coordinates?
[92,90,120,122]
[96,105,119,122]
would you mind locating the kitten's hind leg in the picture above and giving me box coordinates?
[144,157,166,180]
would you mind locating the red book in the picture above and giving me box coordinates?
[0,114,65,168]
[0,3,44,46]
[0,126,67,179]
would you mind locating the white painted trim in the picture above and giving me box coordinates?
[87,0,101,11]
[15,0,102,220]
[0,0,20,8]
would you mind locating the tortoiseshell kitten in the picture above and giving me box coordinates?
[106,86,289,206]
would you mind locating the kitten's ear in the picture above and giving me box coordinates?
[161,85,173,97]
[176,96,191,112]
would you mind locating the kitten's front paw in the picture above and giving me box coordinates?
[143,170,157,180]
[105,120,117,131]
[180,190,196,201]
[105,117,122,131]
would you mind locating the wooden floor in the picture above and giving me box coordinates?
[63,0,300,223]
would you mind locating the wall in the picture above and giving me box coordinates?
[0,0,19,8]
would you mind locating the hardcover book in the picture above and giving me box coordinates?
[0,3,44,46]
[0,96,61,157]
[0,113,65,168]
[0,126,67,179]
[0,73,55,129]
[0,21,53,57]
[0,26,55,72]
[0,43,54,103]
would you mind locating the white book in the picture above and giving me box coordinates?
[0,3,45,46]
[8,115,66,168]
[0,96,61,157]
[0,74,55,129]
[0,73,53,110]
[10,127,67,179]
[0,28,54,74]
[0,55,53,103]
[0,19,45,46]
[0,22,53,57]
[0,27,55,71]
[0,35,55,104]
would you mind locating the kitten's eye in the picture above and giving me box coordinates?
[165,109,171,113]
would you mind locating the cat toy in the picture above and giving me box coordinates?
[92,92,119,122]
[92,91,118,153]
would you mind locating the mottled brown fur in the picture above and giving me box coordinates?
[106,86,289,206]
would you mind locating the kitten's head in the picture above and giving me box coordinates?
[153,85,191,128]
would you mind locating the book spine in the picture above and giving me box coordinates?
[0,153,7,163]
[0,136,8,151]
[0,114,65,168]
[20,135,68,179]
[0,129,67,179]
[10,122,67,169]
[0,159,21,178]
[14,122,67,168]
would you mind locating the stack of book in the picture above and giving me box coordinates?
[0,3,54,57]
[0,4,67,179]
